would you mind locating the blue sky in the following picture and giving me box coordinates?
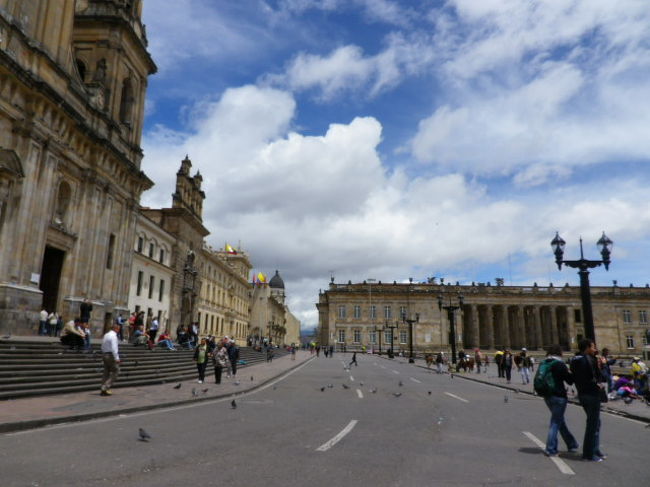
[139,0,650,328]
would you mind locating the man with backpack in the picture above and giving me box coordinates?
[534,344,579,457]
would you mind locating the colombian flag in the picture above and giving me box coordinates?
[225,243,237,255]
[257,272,267,284]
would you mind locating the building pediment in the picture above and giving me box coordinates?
[0,148,24,178]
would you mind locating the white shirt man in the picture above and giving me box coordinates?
[100,324,121,396]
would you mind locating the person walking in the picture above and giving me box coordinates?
[474,348,482,374]
[503,349,513,383]
[148,316,159,343]
[47,311,58,337]
[213,340,229,384]
[349,351,358,367]
[495,349,504,378]
[227,340,240,377]
[570,339,607,462]
[39,309,48,336]
[436,352,444,374]
[518,348,532,384]
[100,323,121,396]
[599,348,616,396]
[193,338,209,384]
[536,344,579,457]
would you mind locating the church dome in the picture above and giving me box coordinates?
[269,270,285,289]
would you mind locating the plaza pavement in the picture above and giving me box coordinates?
[0,349,313,433]
[379,353,650,423]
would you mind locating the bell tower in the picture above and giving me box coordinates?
[72,0,156,167]
[172,156,206,221]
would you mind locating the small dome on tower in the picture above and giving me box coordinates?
[269,270,285,289]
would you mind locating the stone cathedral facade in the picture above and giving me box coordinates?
[318,280,650,356]
[0,0,156,334]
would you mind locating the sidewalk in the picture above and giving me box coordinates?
[0,351,313,434]
[376,354,650,423]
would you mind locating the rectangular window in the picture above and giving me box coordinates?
[148,275,155,299]
[384,330,392,344]
[353,305,361,319]
[370,305,376,319]
[623,310,632,323]
[106,234,115,269]
[574,309,581,323]
[137,237,143,253]
[148,243,154,258]
[353,329,361,343]
[642,333,648,347]
[158,279,165,302]
[159,248,165,264]
[136,271,143,296]
[639,310,648,324]
[369,330,377,344]
[400,330,408,344]
[399,306,407,320]
[338,305,346,319]
[338,329,345,343]
[626,335,634,348]
[384,306,392,319]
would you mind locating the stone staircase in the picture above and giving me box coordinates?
[0,339,286,400]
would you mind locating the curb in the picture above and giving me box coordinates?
[377,355,650,425]
[0,356,315,434]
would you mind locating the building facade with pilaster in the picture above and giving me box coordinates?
[0,0,156,335]
[317,280,650,355]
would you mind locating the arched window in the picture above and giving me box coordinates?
[119,78,134,124]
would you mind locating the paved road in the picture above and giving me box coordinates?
[1,354,648,486]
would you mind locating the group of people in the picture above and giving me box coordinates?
[494,348,534,384]
[192,336,241,384]
[536,340,612,462]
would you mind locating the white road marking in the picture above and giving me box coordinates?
[392,370,400,375]
[356,389,364,399]
[409,377,421,384]
[444,392,469,403]
[349,376,354,381]
[522,431,575,475]
[316,420,358,451]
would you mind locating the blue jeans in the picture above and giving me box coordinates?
[544,396,578,454]
[578,394,601,459]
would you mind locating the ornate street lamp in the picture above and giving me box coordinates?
[401,277,419,363]
[385,319,399,358]
[438,292,464,365]
[551,231,613,342]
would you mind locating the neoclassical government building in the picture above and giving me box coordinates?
[317,280,650,355]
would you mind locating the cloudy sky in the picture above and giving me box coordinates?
[140,0,650,330]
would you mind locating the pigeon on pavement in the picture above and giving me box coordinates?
[320,386,326,392]
[173,383,182,389]
[393,392,402,397]
[428,391,432,395]
[370,388,377,394]
[342,383,350,389]
[250,376,254,381]
[202,388,209,394]
[398,381,403,387]
[231,400,237,409]
[138,428,151,442]
[504,395,509,403]
[327,384,334,389]
[192,388,198,397]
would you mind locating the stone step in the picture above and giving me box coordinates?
[0,343,282,400]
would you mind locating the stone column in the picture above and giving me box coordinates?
[550,306,559,345]
[470,304,480,349]
[532,306,543,350]
[497,305,510,349]
[517,305,527,349]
